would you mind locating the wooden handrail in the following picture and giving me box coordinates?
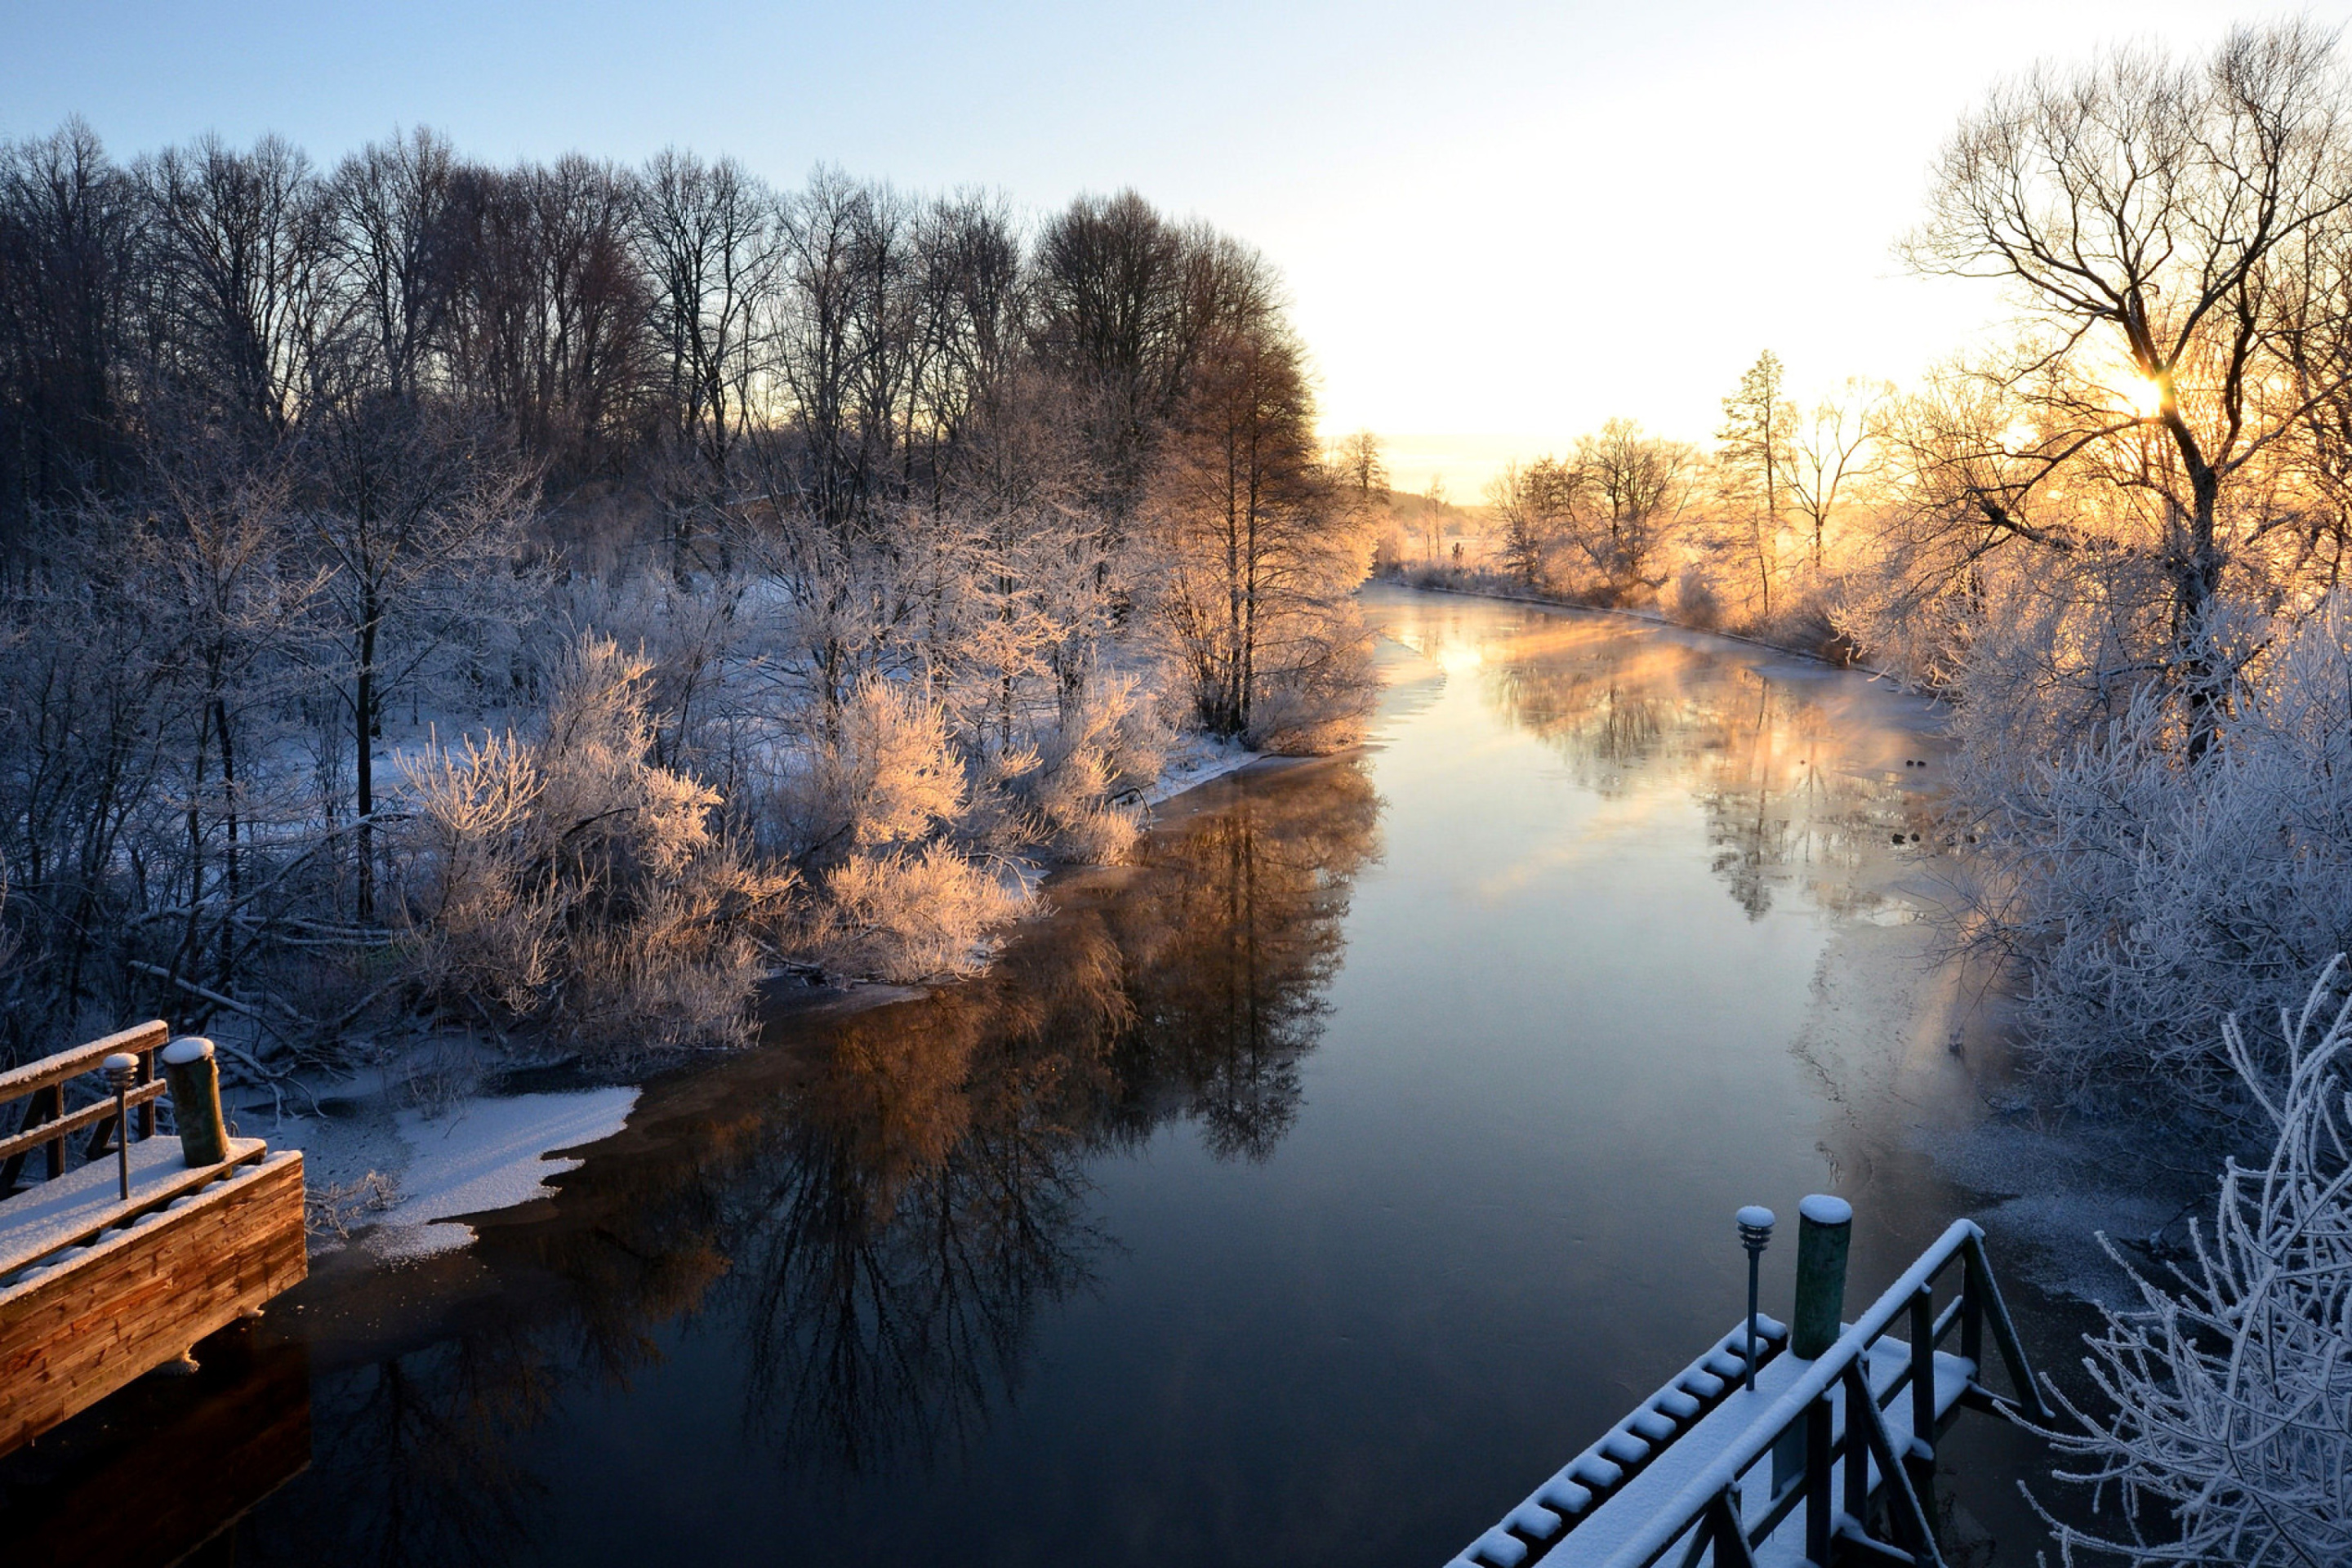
[0,1080,167,1165]
[0,1022,168,1103]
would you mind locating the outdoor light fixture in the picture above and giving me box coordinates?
[102,1052,137,1201]
[1735,1205,1775,1392]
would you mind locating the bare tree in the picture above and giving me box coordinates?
[137,133,341,443]
[1571,418,1695,599]
[1148,305,1363,743]
[327,128,464,400]
[300,399,533,918]
[1902,19,2352,753]
[0,120,137,538]
[1328,429,1388,506]
[1784,380,1889,572]
[1486,457,1573,587]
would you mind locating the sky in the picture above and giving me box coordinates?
[7,0,2343,496]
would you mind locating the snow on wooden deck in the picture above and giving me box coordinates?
[0,1136,265,1287]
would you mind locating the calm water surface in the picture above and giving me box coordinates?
[7,586,2064,1566]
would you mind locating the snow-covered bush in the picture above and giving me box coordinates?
[1953,600,2352,1107]
[1001,674,1166,865]
[397,635,785,1054]
[798,844,1026,983]
[751,676,1030,981]
[1241,604,1378,756]
[2034,961,2352,1565]
[757,676,968,867]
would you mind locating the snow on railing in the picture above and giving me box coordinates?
[1450,1315,1788,1568]
[1448,1217,2047,1568]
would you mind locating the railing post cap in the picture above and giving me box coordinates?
[1798,1193,1852,1226]
[160,1037,216,1067]
[102,1052,139,1072]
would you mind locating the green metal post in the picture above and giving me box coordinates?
[1791,1194,1852,1359]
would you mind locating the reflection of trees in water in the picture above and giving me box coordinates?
[1485,632,1674,795]
[247,1339,549,1568]
[1103,769,1379,1160]
[1474,621,1895,919]
[731,964,1119,1475]
[235,757,1383,1560]
[734,759,1382,1469]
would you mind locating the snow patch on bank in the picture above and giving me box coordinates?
[260,1076,638,1263]
[366,1088,639,1260]
[1143,733,1256,806]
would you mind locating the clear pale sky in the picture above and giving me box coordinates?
[6,1,2339,495]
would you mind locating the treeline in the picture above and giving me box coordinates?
[1475,20,2352,1124]
[1466,352,1884,648]
[0,121,1372,1068]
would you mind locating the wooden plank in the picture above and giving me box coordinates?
[0,1150,305,1455]
[0,1138,265,1284]
[0,1080,167,1165]
[0,1022,167,1105]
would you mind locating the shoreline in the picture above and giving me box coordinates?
[249,725,1299,1263]
[1396,573,1909,684]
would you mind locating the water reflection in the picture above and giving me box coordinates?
[1405,608,1927,921]
[225,755,1381,1562]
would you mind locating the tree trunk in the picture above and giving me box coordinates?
[355,589,379,922]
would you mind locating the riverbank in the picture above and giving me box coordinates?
[237,725,1281,1264]
[1396,568,1890,678]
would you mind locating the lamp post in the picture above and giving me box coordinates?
[102,1052,137,1200]
[1736,1205,1775,1392]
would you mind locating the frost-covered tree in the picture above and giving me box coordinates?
[1951,595,2352,1104]
[2034,961,2352,1565]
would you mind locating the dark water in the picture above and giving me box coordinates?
[3,586,2066,1566]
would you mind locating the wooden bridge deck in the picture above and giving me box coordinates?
[0,1028,306,1456]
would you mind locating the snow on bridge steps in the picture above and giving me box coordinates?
[1449,1218,2047,1568]
[0,1027,306,1456]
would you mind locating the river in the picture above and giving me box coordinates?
[3,584,2074,1566]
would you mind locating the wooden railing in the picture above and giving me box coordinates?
[0,1024,305,1455]
[1600,1220,2048,1568]
[0,1020,167,1194]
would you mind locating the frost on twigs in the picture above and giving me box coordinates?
[305,1169,400,1242]
[396,634,791,1056]
[2031,959,2352,1566]
[1950,599,2352,1112]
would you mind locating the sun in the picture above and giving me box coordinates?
[2125,374,2167,420]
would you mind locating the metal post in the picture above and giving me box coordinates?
[1960,1241,1984,1371]
[1804,1394,1834,1566]
[1791,1194,1852,1359]
[1909,1285,1939,1530]
[103,1052,136,1200]
[1842,1364,1871,1542]
[1737,1205,1775,1392]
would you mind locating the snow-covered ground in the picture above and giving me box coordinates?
[1141,730,1258,806]
[248,1067,637,1263]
